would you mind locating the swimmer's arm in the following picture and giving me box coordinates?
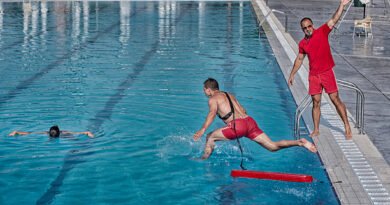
[8,131,30,136]
[327,0,351,29]
[193,98,218,141]
[62,131,94,138]
[288,53,306,86]
[8,131,47,136]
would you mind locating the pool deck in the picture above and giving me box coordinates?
[251,0,390,204]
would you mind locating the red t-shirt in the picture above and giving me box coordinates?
[298,24,335,76]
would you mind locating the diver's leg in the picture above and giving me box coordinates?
[252,133,317,153]
[202,128,230,159]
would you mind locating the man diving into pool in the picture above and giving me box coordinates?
[9,125,94,138]
[193,78,317,159]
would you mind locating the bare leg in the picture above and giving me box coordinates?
[311,94,322,137]
[202,128,229,159]
[252,133,317,153]
[329,92,352,140]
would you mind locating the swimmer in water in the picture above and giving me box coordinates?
[8,125,94,138]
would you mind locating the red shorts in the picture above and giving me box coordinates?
[221,116,263,140]
[309,69,338,95]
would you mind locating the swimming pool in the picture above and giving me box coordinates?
[0,1,339,204]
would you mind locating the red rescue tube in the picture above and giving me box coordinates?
[231,170,313,183]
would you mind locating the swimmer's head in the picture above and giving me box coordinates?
[49,125,60,138]
[300,17,314,37]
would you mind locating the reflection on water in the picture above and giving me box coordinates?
[54,2,68,48]
[82,0,89,41]
[119,1,131,46]
[1,0,252,53]
[0,2,3,45]
[23,1,31,49]
[41,0,48,46]
[31,1,39,50]
[0,2,3,30]
[159,1,176,47]
[198,2,205,40]
[72,1,81,42]
[95,1,99,31]
[239,2,243,46]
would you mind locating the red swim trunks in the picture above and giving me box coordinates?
[221,116,264,140]
[308,69,338,95]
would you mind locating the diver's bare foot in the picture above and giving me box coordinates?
[310,130,320,138]
[345,125,352,140]
[300,138,317,153]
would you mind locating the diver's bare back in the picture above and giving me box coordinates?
[214,92,247,122]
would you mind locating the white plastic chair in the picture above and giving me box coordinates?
[353,16,373,38]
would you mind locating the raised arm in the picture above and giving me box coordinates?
[327,0,351,29]
[288,53,306,86]
[193,97,218,141]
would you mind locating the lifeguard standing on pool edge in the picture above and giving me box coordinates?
[288,0,352,140]
[193,78,317,160]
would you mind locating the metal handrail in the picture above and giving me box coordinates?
[294,95,312,139]
[258,9,288,34]
[294,79,365,139]
[337,79,365,134]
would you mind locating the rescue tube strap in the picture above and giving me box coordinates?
[224,92,246,170]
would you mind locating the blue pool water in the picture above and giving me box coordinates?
[0,1,339,204]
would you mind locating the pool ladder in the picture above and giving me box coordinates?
[294,79,365,139]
